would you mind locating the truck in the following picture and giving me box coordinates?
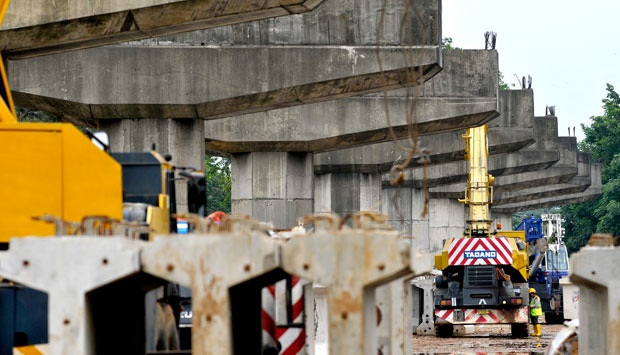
[432,125,531,337]
[516,213,570,324]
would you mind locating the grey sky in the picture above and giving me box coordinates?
[442,0,620,142]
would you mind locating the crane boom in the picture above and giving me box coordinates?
[459,124,494,237]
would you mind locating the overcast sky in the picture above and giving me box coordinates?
[442,1,620,142]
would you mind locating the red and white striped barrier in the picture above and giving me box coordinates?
[262,276,306,354]
[276,276,305,355]
[262,284,279,351]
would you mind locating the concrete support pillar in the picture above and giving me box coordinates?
[428,198,465,251]
[231,152,313,229]
[280,219,431,355]
[376,276,416,355]
[412,277,435,335]
[99,118,205,168]
[98,118,205,213]
[141,230,284,355]
[384,187,465,253]
[0,237,146,355]
[493,213,514,231]
[569,243,620,354]
[314,173,382,215]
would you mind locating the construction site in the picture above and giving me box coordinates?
[0,0,617,354]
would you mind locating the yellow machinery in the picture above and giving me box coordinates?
[0,0,123,242]
[0,3,206,350]
[432,125,530,337]
[0,122,123,240]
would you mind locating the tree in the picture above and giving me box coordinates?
[580,84,620,168]
[498,72,512,91]
[561,200,597,254]
[441,37,460,50]
[205,156,231,214]
[561,84,620,253]
[16,107,60,122]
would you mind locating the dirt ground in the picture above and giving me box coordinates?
[411,323,564,354]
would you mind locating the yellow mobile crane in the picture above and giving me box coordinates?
[432,125,530,337]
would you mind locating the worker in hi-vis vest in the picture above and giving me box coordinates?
[529,288,543,337]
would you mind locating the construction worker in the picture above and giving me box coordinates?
[529,288,543,337]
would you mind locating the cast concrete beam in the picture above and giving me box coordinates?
[427,132,578,197]
[405,111,578,195]
[428,136,580,201]
[491,163,601,214]
[159,0,441,47]
[313,127,533,172]
[0,0,328,59]
[491,152,592,207]
[206,50,498,153]
[314,89,533,172]
[428,163,578,200]
[393,149,560,189]
[569,243,620,354]
[10,45,441,127]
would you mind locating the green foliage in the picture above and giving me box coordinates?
[442,37,458,50]
[561,201,597,254]
[580,84,620,168]
[511,208,560,230]
[205,156,231,214]
[498,72,513,91]
[561,84,620,253]
[16,107,60,122]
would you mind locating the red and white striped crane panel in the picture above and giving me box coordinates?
[448,237,513,266]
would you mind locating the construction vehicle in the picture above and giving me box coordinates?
[0,40,206,352]
[432,125,531,337]
[517,213,570,324]
[0,125,206,353]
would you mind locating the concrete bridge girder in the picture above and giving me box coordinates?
[9,45,441,127]
[1,0,442,60]
[314,89,535,174]
[424,130,578,196]
[205,49,499,154]
[491,152,593,207]
[395,149,561,189]
[387,106,584,204]
[207,96,498,154]
[160,0,441,47]
[427,136,584,204]
[428,165,586,210]
[491,163,602,214]
[313,127,535,174]
[0,0,329,59]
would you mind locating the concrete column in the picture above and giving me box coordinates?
[493,213,514,231]
[231,152,313,229]
[429,198,466,252]
[376,276,416,355]
[570,244,620,354]
[315,173,382,215]
[0,237,145,355]
[99,118,205,168]
[383,187,421,244]
[98,118,205,213]
[384,187,465,253]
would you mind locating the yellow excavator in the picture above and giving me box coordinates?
[432,125,531,337]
